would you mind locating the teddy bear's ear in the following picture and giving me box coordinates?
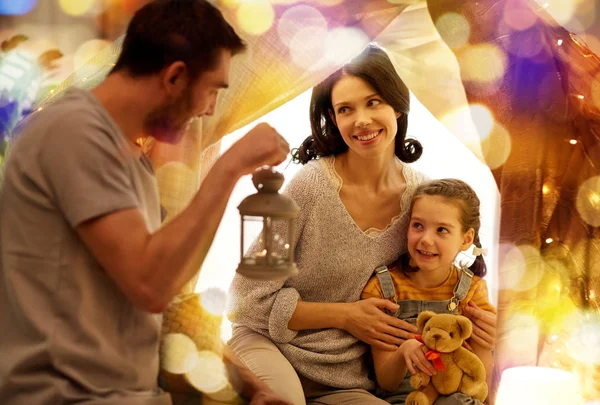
[417,311,436,331]
[456,315,473,340]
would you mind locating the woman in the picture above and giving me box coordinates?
[228,44,496,405]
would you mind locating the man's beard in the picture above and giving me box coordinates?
[143,90,193,143]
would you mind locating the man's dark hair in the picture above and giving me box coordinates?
[112,0,246,79]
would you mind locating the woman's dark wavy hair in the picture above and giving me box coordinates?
[403,178,487,278]
[292,44,422,164]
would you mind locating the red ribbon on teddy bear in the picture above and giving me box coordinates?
[414,334,446,371]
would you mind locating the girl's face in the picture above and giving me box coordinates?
[407,195,474,275]
[329,74,400,159]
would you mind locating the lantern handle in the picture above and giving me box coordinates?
[252,167,284,193]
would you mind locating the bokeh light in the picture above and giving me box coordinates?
[199,287,227,316]
[576,176,600,227]
[502,313,540,355]
[324,27,369,65]
[498,244,545,291]
[289,26,328,71]
[160,333,200,374]
[236,0,275,36]
[566,313,600,366]
[277,5,327,48]
[58,0,95,16]
[504,0,539,31]
[481,123,512,169]
[458,43,508,84]
[185,350,228,394]
[468,104,496,140]
[539,0,577,25]
[0,0,38,15]
[434,12,471,49]
[73,39,111,71]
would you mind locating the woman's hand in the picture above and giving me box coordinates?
[343,298,418,351]
[464,301,497,350]
[399,339,437,376]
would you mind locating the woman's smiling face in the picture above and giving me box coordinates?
[330,74,400,159]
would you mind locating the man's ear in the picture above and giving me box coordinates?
[461,228,475,251]
[162,61,188,94]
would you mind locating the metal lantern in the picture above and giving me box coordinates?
[237,167,299,280]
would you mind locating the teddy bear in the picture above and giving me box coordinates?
[405,311,488,405]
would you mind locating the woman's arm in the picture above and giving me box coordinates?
[371,339,438,392]
[288,298,418,351]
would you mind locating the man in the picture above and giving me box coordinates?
[0,1,290,404]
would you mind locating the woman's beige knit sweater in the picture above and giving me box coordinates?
[228,156,424,390]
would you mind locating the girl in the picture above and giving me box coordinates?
[362,178,496,405]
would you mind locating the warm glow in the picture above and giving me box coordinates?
[324,27,369,65]
[160,333,200,374]
[58,0,95,16]
[543,184,550,194]
[499,244,544,291]
[481,123,512,169]
[576,176,600,227]
[566,314,600,366]
[546,237,554,243]
[570,139,578,145]
[458,43,508,83]
[538,0,577,25]
[289,26,328,71]
[504,0,539,31]
[73,39,111,71]
[185,350,228,393]
[277,5,327,48]
[236,0,275,36]
[496,367,581,405]
[435,12,471,49]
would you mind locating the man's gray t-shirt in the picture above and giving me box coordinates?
[0,89,171,404]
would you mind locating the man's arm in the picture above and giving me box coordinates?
[77,124,289,313]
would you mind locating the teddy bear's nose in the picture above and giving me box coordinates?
[432,333,442,340]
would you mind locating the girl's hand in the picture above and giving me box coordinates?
[464,301,497,350]
[400,339,437,376]
[343,298,418,351]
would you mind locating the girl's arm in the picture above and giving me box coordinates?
[371,339,438,392]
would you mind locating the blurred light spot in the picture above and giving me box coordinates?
[458,43,508,84]
[558,39,564,46]
[541,0,577,25]
[576,176,600,227]
[236,0,275,36]
[502,314,540,354]
[324,27,369,65]
[570,139,578,145]
[577,94,585,100]
[277,5,326,48]
[468,104,495,140]
[566,313,600,365]
[435,12,471,49]
[481,123,512,169]
[289,26,328,71]
[73,39,111,70]
[0,0,38,15]
[221,318,232,344]
[546,237,554,243]
[200,287,227,316]
[499,244,544,291]
[185,350,228,393]
[160,333,199,374]
[58,0,95,16]
[504,0,538,31]
[307,0,343,5]
[543,185,550,194]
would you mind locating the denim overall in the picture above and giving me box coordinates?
[373,265,484,405]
